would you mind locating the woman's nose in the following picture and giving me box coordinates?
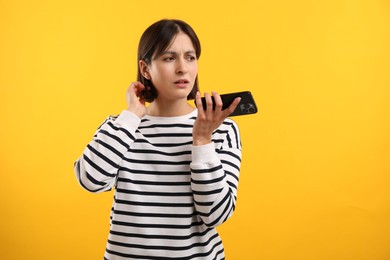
[175,58,188,74]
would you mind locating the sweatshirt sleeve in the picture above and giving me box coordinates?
[190,120,242,228]
[74,110,141,193]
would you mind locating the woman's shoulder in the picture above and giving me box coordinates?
[222,117,239,128]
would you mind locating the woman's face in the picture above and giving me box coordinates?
[147,32,198,102]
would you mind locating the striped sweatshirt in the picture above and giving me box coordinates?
[74,109,242,260]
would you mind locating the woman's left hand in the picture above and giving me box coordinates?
[193,91,241,146]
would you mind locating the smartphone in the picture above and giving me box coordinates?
[197,91,258,117]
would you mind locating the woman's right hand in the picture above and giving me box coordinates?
[126,82,147,118]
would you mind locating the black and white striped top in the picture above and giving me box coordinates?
[74,109,242,260]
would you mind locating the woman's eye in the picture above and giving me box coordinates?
[164,57,175,61]
[187,56,196,61]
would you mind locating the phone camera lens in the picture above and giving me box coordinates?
[240,103,256,114]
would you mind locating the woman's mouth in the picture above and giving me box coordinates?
[174,79,190,87]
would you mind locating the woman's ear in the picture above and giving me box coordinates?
[139,60,151,80]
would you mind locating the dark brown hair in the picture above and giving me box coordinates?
[137,19,201,102]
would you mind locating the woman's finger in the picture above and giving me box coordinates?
[195,91,205,116]
[211,91,223,118]
[204,92,213,120]
[133,82,146,97]
[223,97,241,117]
[127,82,145,102]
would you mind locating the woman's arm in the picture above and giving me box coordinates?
[74,111,141,193]
[74,82,146,193]
[191,120,242,227]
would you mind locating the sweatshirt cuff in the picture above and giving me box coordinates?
[115,110,141,131]
[191,143,219,164]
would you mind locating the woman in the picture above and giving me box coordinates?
[75,19,242,260]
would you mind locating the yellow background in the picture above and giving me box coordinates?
[1,0,389,259]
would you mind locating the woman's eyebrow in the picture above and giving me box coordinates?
[162,50,196,55]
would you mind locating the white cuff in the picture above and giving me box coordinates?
[115,110,141,131]
[191,143,219,164]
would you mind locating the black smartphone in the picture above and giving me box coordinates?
[197,91,258,116]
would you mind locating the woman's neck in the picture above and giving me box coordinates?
[146,99,195,117]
